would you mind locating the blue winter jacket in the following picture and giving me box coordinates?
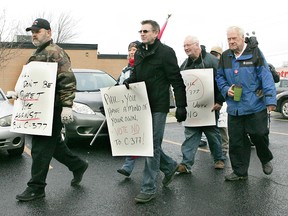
[216,44,276,116]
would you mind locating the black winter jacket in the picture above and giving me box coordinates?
[126,38,187,113]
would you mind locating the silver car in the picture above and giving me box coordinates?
[275,90,288,119]
[60,69,117,145]
[275,77,288,94]
[0,88,25,156]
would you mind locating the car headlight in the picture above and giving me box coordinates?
[72,102,95,114]
[0,115,12,127]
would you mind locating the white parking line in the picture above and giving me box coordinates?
[270,131,288,136]
[163,139,210,152]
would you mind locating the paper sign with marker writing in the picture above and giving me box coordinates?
[11,62,57,136]
[101,82,153,156]
[181,68,216,126]
[218,102,227,128]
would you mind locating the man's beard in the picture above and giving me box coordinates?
[32,39,42,47]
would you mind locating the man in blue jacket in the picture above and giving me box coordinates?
[216,26,276,181]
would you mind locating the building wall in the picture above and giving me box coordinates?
[0,43,127,93]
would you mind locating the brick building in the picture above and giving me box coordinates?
[0,42,127,93]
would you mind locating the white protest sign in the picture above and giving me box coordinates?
[181,69,216,126]
[218,102,228,128]
[11,62,57,136]
[101,82,153,156]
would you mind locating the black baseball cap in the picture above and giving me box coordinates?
[26,18,51,32]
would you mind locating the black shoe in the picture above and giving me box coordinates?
[71,161,88,186]
[199,140,207,147]
[162,165,179,187]
[225,172,248,181]
[262,161,273,175]
[16,187,45,201]
[135,193,155,203]
[117,169,130,177]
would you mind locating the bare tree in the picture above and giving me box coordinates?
[23,11,80,43]
[0,10,79,76]
[55,13,79,43]
[0,10,22,70]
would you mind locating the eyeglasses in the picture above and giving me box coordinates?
[138,30,151,34]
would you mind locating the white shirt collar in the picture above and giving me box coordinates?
[235,43,247,59]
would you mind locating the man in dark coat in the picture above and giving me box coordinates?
[124,19,187,203]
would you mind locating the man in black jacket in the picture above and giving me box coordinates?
[124,20,187,203]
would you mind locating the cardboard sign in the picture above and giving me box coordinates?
[181,69,216,126]
[101,82,153,156]
[218,102,228,128]
[11,62,57,136]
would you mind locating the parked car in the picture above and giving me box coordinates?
[60,69,118,145]
[275,77,288,94]
[275,90,288,119]
[0,88,25,156]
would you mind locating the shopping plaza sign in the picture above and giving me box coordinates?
[276,67,288,77]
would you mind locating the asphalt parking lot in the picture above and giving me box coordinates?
[0,112,288,216]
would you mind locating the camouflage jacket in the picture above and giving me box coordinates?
[27,39,76,107]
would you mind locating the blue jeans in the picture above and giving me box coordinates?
[181,126,225,170]
[140,112,177,195]
[121,156,136,175]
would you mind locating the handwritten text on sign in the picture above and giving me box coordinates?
[11,62,57,136]
[101,82,153,156]
[181,69,216,126]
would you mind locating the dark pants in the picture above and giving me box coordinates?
[27,107,86,189]
[228,109,273,176]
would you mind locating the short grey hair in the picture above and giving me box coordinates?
[227,26,245,37]
[184,35,200,45]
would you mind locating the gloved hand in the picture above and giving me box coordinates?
[123,79,130,89]
[61,107,74,124]
[6,91,18,99]
[175,107,187,122]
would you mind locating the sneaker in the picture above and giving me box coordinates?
[162,165,179,187]
[262,161,273,175]
[117,169,130,177]
[16,187,45,201]
[135,193,155,203]
[214,160,225,169]
[225,172,248,181]
[199,140,207,147]
[71,161,88,186]
[177,164,192,174]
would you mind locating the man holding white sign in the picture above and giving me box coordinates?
[15,18,88,202]
[177,36,226,175]
[123,20,187,203]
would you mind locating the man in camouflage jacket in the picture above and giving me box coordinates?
[16,18,88,202]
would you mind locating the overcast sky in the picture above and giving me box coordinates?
[3,0,288,67]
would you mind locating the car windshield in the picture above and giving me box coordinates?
[74,72,116,92]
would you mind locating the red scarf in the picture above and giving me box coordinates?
[129,58,135,67]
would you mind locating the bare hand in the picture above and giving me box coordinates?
[211,103,222,112]
[267,105,276,112]
[227,84,235,97]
